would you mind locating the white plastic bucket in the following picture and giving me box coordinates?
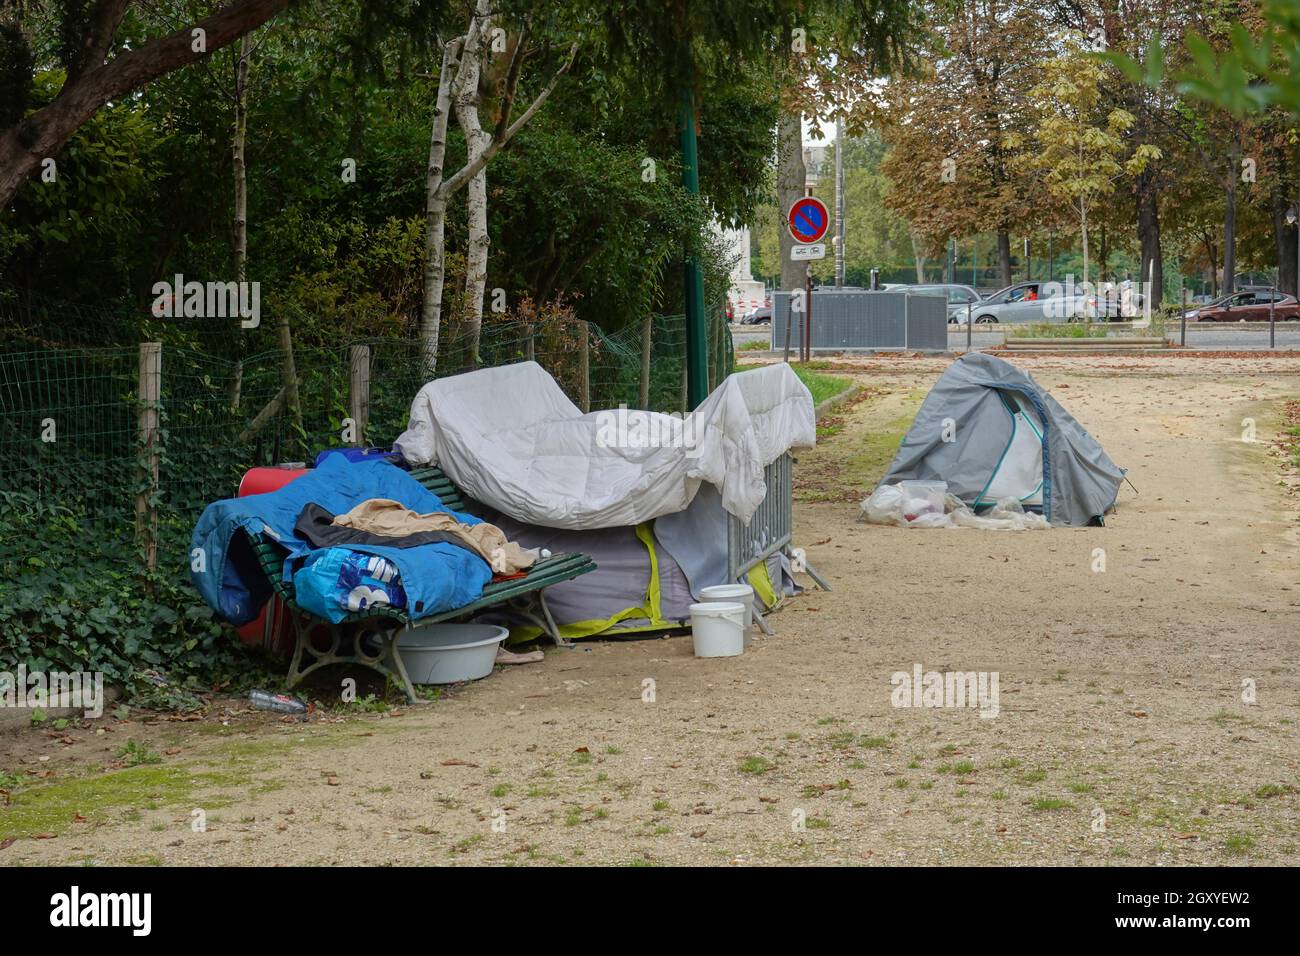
[698,584,755,647]
[397,622,508,684]
[689,602,745,658]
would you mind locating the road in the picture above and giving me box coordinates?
[732,324,1300,352]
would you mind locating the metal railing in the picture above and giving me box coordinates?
[727,452,793,581]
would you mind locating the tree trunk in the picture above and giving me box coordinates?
[910,231,926,283]
[419,39,464,375]
[1274,195,1299,298]
[1135,169,1163,305]
[0,0,289,208]
[1080,202,1090,288]
[1223,176,1237,296]
[777,108,806,295]
[1098,224,1109,284]
[996,228,1011,287]
[454,1,492,369]
[229,33,252,410]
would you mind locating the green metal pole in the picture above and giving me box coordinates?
[680,88,709,410]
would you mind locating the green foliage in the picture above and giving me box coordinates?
[0,488,248,695]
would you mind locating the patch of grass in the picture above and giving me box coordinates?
[892,778,909,789]
[998,758,1022,770]
[652,799,670,811]
[805,816,832,830]
[1016,768,1048,785]
[1068,782,1094,794]
[113,740,162,767]
[604,746,622,755]
[489,783,512,798]
[1030,797,1074,811]
[564,809,582,826]
[816,716,838,726]
[953,761,976,775]
[1223,834,1255,856]
[0,765,240,840]
[739,756,775,774]
[990,789,1008,800]
[1254,784,1289,799]
[859,736,889,749]
[451,834,484,854]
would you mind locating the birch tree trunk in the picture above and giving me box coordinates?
[454,0,493,369]
[419,38,464,375]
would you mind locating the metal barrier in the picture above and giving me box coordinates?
[728,452,794,581]
[771,290,949,351]
[727,452,831,618]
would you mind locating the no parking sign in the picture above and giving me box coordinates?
[787,197,829,244]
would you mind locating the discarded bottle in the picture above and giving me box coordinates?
[249,689,307,715]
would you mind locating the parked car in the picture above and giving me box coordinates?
[741,305,773,325]
[894,283,983,322]
[1183,288,1300,322]
[961,281,1098,324]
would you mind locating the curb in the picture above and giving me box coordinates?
[815,384,864,420]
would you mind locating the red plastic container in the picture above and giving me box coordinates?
[235,465,308,656]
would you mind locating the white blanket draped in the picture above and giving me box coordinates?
[394,361,816,529]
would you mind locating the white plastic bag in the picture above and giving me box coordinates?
[861,485,1050,531]
[861,483,910,526]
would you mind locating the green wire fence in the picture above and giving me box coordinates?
[0,289,733,577]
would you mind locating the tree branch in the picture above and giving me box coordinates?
[0,0,289,207]
[440,40,577,199]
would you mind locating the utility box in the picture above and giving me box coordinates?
[771,290,948,352]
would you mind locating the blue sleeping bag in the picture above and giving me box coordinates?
[190,455,492,626]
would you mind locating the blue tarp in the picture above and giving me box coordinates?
[190,455,492,626]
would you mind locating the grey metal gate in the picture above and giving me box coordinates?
[771,290,948,351]
[727,451,793,582]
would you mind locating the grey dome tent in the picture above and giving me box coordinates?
[882,352,1124,526]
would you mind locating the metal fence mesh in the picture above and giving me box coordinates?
[0,289,733,575]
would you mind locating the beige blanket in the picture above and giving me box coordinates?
[333,499,538,574]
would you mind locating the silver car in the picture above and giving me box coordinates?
[901,284,983,323]
[962,281,1098,324]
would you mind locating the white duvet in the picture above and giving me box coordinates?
[393,361,816,529]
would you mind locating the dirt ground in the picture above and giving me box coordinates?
[3,351,1299,867]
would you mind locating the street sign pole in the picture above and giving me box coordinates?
[679,87,708,410]
[786,194,829,365]
[804,264,813,363]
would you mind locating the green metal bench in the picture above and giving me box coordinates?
[248,464,596,703]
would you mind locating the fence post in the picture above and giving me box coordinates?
[349,345,371,446]
[136,342,162,572]
[525,322,535,363]
[639,314,652,408]
[578,321,591,413]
